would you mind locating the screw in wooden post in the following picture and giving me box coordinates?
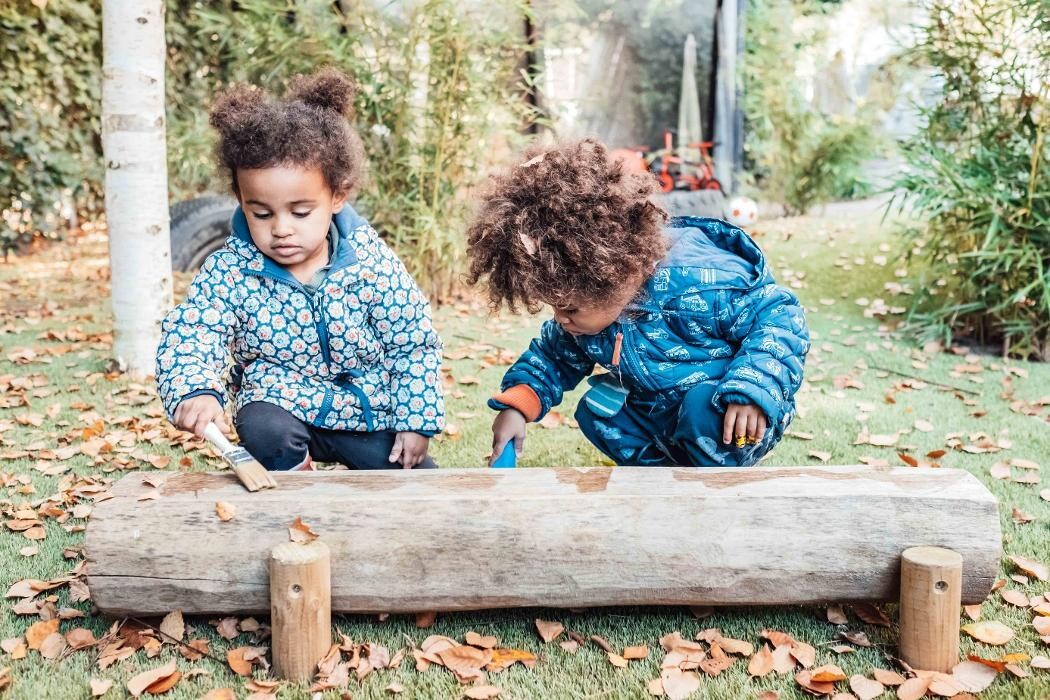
[899,546,963,673]
[270,540,331,681]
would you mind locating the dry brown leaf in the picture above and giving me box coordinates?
[159,610,184,643]
[647,678,664,696]
[65,627,97,649]
[1034,617,1050,634]
[127,660,178,697]
[830,645,855,655]
[1000,589,1030,607]
[791,641,817,669]
[26,619,59,650]
[796,669,836,695]
[198,690,235,700]
[951,660,998,692]
[715,636,753,656]
[853,604,891,627]
[288,516,318,544]
[810,664,847,682]
[700,656,734,676]
[771,644,797,674]
[827,605,848,625]
[873,668,906,686]
[623,645,649,660]
[144,670,181,695]
[179,638,209,661]
[1009,555,1049,581]
[963,604,981,621]
[896,675,932,700]
[559,640,579,654]
[2,638,27,660]
[849,675,885,700]
[415,611,437,628]
[760,629,795,648]
[465,631,497,649]
[39,632,66,660]
[215,501,235,522]
[90,678,113,696]
[214,617,240,640]
[437,644,493,677]
[534,619,563,643]
[485,648,536,672]
[1031,655,1050,669]
[748,644,775,677]
[962,621,1014,645]
[463,685,502,699]
[227,646,258,676]
[660,667,700,700]
[607,652,629,668]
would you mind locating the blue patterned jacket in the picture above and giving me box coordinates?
[490,217,809,430]
[156,205,445,435]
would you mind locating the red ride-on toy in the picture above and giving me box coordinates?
[649,130,722,193]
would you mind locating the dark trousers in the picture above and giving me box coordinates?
[235,401,437,471]
[574,381,780,467]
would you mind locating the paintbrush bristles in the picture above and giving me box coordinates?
[202,423,278,492]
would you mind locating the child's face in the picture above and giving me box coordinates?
[236,166,347,279]
[551,301,623,336]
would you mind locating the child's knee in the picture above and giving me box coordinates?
[235,402,310,470]
[674,383,777,467]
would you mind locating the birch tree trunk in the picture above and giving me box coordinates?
[102,0,172,378]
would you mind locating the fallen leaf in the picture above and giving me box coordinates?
[748,644,774,677]
[791,641,817,669]
[873,668,905,686]
[830,645,855,654]
[465,631,497,649]
[853,604,891,627]
[810,664,847,682]
[962,621,1014,645]
[607,652,629,668]
[839,630,871,647]
[127,660,177,697]
[953,659,999,692]
[485,648,536,672]
[1031,655,1050,669]
[534,619,563,643]
[39,632,66,660]
[796,669,836,695]
[65,628,96,649]
[963,604,981,621]
[227,647,257,676]
[90,678,113,696]
[714,637,753,656]
[623,645,649,660]
[26,619,59,650]
[914,419,934,432]
[647,678,664,696]
[144,670,181,695]
[1000,589,1030,607]
[215,502,235,522]
[1009,555,1049,581]
[159,610,184,643]
[827,605,848,625]
[1,638,26,660]
[463,685,502,699]
[288,517,319,544]
[990,462,1012,479]
[660,667,700,700]
[849,674,885,700]
[179,638,209,661]
[896,676,932,700]
[559,640,579,654]
[213,617,240,640]
[415,611,437,629]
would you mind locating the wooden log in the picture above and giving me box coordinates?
[899,546,962,673]
[270,540,331,681]
[85,466,1001,616]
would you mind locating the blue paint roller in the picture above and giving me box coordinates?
[491,442,517,468]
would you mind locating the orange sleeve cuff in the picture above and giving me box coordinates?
[492,384,542,422]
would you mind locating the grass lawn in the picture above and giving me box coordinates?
[0,202,1047,699]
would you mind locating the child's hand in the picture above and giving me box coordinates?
[722,404,767,446]
[490,409,527,466]
[174,395,229,439]
[389,432,430,469]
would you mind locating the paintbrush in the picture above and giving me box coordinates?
[202,422,278,491]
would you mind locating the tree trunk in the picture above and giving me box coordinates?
[85,466,1001,616]
[102,0,172,378]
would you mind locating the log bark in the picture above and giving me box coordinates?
[85,466,1001,616]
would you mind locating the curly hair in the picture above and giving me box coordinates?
[209,67,366,196]
[465,138,669,313]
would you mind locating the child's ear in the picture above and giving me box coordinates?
[331,185,350,211]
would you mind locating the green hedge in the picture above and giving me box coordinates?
[1,0,528,300]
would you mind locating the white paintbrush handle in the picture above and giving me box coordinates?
[203,422,236,455]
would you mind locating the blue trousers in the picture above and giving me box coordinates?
[574,381,779,467]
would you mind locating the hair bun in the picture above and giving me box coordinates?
[286,67,356,118]
[209,84,268,135]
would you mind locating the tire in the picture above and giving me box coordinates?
[169,195,237,272]
[655,189,727,219]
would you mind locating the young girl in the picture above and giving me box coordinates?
[156,68,444,470]
[466,139,809,468]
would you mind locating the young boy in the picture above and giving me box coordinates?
[465,139,808,467]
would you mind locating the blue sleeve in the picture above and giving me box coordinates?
[712,283,809,428]
[155,254,239,420]
[488,319,595,421]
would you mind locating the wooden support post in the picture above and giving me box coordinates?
[899,546,962,673]
[270,540,331,681]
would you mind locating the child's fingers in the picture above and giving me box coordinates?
[756,414,767,441]
[722,406,738,445]
[388,434,404,463]
[746,411,759,441]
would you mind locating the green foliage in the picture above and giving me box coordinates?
[742,0,877,214]
[2,0,529,298]
[893,0,1050,359]
[0,0,102,254]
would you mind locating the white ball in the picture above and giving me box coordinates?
[724,196,759,228]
